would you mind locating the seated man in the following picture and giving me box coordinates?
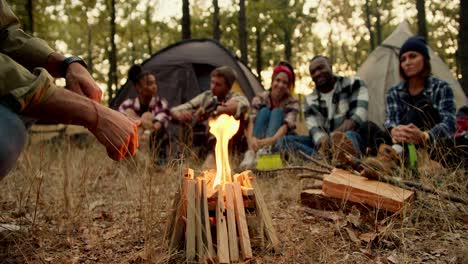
[170,66,249,168]
[279,55,368,162]
[119,64,171,164]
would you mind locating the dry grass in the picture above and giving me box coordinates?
[0,135,467,263]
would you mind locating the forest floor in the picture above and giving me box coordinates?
[0,133,467,263]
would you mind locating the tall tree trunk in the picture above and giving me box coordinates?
[416,0,428,39]
[458,0,468,96]
[364,0,375,51]
[87,27,93,74]
[25,0,33,33]
[108,0,118,104]
[255,28,262,83]
[85,5,93,75]
[284,29,292,62]
[182,0,191,39]
[238,0,248,64]
[375,8,382,45]
[145,7,153,55]
[213,0,221,41]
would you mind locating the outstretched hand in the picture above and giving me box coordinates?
[90,105,139,161]
[65,63,102,102]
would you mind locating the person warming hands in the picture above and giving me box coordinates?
[0,0,138,180]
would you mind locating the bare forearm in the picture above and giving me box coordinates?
[22,88,96,129]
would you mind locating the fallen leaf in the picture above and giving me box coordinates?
[387,253,399,263]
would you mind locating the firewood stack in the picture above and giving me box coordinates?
[164,168,279,263]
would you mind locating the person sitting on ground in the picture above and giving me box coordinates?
[239,61,299,169]
[355,36,456,174]
[118,64,171,164]
[170,66,249,168]
[278,55,368,163]
[0,0,138,180]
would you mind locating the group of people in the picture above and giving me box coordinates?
[0,0,464,182]
[116,35,461,175]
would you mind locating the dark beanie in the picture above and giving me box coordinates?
[400,36,430,60]
[211,66,237,88]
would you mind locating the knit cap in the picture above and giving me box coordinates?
[400,36,430,60]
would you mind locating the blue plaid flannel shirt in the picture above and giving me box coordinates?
[304,75,369,145]
[384,76,456,141]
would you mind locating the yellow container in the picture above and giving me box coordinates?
[256,154,283,170]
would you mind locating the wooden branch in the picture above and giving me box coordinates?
[233,182,253,260]
[251,178,280,252]
[185,179,197,261]
[254,166,330,176]
[298,173,325,181]
[298,151,334,171]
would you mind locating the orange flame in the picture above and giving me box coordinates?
[209,114,240,190]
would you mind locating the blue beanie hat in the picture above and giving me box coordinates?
[400,36,430,60]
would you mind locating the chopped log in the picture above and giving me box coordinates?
[163,184,181,245]
[240,186,254,196]
[216,188,230,263]
[185,179,197,261]
[234,170,253,188]
[225,184,239,262]
[195,179,204,260]
[250,177,280,252]
[233,182,253,260]
[169,178,188,250]
[201,179,215,261]
[345,154,468,205]
[322,169,414,213]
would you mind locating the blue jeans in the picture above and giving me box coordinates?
[253,107,284,138]
[277,135,316,156]
[278,131,363,158]
[0,104,27,180]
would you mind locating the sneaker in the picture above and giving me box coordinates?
[256,146,271,156]
[239,150,256,169]
[330,131,357,165]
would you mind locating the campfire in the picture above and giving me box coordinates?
[164,114,279,263]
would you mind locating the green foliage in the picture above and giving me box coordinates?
[5,0,460,96]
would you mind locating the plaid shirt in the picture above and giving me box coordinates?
[384,76,456,141]
[304,75,368,145]
[249,90,299,132]
[118,96,171,128]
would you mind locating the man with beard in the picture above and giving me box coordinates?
[278,55,368,161]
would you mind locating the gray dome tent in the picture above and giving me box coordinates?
[111,39,264,109]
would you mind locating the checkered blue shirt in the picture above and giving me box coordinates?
[304,75,369,145]
[384,76,456,141]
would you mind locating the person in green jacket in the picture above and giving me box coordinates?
[0,0,139,180]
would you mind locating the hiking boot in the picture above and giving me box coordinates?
[361,144,400,179]
[330,131,358,165]
[239,150,256,169]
